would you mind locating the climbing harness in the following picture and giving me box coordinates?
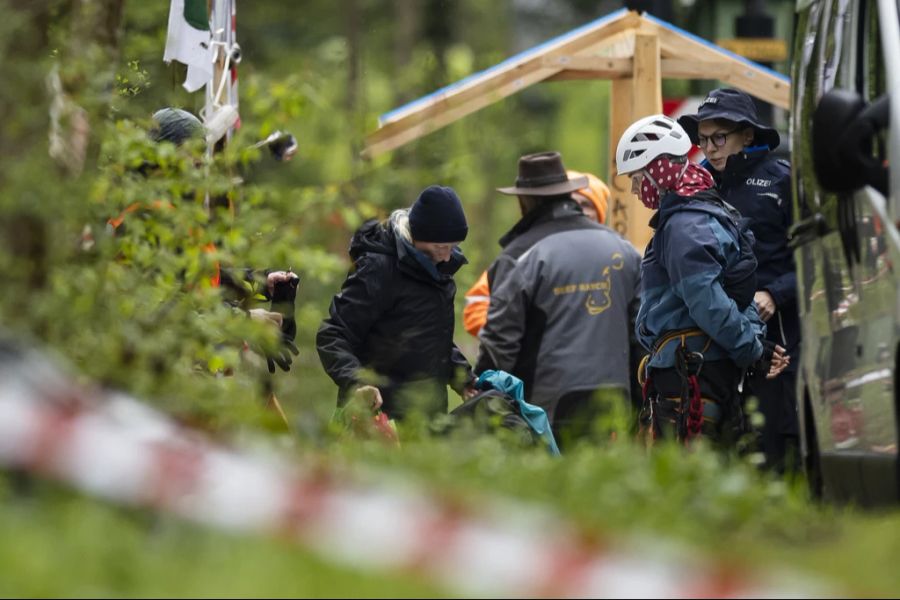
[674,344,705,442]
[638,328,713,445]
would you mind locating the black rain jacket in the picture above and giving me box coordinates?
[316,219,473,420]
[705,147,799,362]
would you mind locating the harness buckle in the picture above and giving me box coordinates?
[675,345,704,378]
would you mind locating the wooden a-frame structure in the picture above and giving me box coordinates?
[361,8,791,251]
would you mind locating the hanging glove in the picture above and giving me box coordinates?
[266,338,300,374]
[247,308,297,373]
[269,273,299,342]
[265,272,300,374]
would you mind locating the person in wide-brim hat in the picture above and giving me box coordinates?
[496,151,589,197]
[462,167,610,339]
[473,149,643,451]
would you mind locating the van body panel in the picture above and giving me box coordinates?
[792,0,899,504]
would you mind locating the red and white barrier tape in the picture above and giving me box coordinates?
[0,346,827,598]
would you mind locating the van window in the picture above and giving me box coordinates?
[792,0,826,214]
[861,0,888,200]
[819,0,854,92]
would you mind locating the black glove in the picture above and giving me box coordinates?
[749,340,778,377]
[270,273,300,304]
[270,274,299,308]
[266,274,300,374]
[266,338,300,374]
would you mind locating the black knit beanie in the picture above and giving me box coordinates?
[408,185,468,243]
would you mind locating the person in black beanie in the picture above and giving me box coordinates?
[317,185,476,423]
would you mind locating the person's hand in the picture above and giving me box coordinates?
[766,344,790,379]
[754,290,777,322]
[752,340,789,380]
[353,385,383,413]
[462,383,478,401]
[338,386,398,446]
[249,308,282,328]
[248,308,299,373]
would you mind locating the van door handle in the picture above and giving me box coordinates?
[789,213,828,248]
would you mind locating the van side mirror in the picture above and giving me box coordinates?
[812,89,889,196]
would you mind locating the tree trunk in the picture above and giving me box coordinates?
[392,0,421,105]
[0,0,125,301]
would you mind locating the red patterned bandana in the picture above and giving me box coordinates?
[638,158,715,209]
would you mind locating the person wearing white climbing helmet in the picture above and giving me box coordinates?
[616,114,788,447]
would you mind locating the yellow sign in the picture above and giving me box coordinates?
[717,38,788,62]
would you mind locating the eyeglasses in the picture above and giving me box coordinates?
[697,127,740,149]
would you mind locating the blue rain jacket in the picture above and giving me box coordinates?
[637,189,766,369]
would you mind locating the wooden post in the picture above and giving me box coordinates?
[608,78,634,243]
[608,31,662,254]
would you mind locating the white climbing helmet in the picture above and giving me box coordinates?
[615,114,692,176]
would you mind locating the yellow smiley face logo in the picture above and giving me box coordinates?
[585,253,624,315]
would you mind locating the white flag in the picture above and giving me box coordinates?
[164,0,212,93]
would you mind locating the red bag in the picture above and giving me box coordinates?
[341,409,399,447]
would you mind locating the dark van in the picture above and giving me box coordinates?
[791,0,900,505]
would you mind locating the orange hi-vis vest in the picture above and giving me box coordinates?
[463,270,490,337]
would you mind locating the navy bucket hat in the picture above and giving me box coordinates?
[677,88,780,150]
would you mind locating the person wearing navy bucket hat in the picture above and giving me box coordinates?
[474,151,642,451]
[679,88,799,473]
[317,185,477,424]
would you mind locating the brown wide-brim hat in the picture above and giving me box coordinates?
[497,151,589,196]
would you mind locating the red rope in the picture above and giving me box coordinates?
[641,375,657,441]
[685,374,703,442]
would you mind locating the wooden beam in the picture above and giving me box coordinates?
[650,19,790,108]
[608,78,635,244]
[622,31,662,252]
[362,10,641,158]
[547,58,731,81]
[362,67,559,159]
[547,69,629,81]
[660,58,730,79]
[542,55,632,72]
[632,31,662,111]
[608,32,661,253]
[363,10,790,160]
[379,12,638,129]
